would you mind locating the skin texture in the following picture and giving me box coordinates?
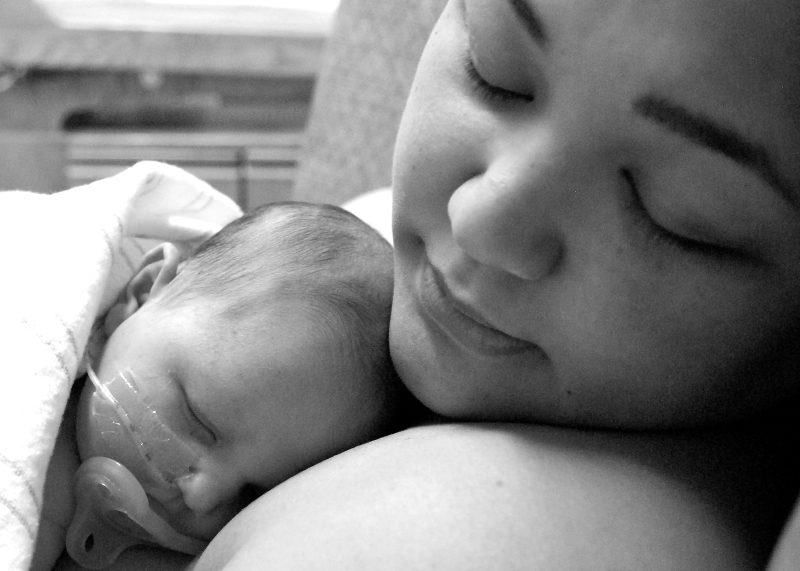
[390,0,800,429]
[194,421,797,571]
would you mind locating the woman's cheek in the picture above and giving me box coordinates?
[394,6,491,237]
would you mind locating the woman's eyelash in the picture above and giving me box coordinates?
[462,52,533,104]
[620,168,735,258]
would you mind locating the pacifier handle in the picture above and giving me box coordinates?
[66,456,208,569]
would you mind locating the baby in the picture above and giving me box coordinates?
[32,201,410,570]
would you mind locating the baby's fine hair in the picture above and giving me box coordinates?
[161,201,404,428]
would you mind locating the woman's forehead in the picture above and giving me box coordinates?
[495,0,800,197]
[521,0,800,79]
[637,0,800,190]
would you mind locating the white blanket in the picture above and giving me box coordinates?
[0,162,242,571]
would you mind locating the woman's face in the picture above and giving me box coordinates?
[390,0,800,428]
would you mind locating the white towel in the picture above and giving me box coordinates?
[0,161,242,571]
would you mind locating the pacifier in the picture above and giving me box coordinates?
[66,457,207,569]
[68,365,208,569]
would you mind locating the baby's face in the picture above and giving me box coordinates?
[86,295,378,540]
[391,0,800,428]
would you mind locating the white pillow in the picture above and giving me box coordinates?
[341,187,393,245]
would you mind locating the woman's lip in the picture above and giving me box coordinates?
[415,261,539,357]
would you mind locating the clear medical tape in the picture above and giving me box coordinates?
[84,365,201,485]
[66,366,208,569]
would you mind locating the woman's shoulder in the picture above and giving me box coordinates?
[195,421,797,571]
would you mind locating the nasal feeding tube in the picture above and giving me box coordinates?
[67,365,209,569]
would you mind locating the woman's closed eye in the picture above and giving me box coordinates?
[620,167,743,260]
[462,51,534,104]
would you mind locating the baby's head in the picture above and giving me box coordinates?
[390,0,800,429]
[79,202,405,541]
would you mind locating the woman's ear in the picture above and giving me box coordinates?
[104,243,183,335]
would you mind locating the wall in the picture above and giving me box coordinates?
[0,68,314,200]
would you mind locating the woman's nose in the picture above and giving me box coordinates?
[448,154,566,281]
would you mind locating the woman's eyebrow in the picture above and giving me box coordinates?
[633,95,796,208]
[508,0,548,47]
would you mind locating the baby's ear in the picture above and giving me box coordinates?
[104,243,183,335]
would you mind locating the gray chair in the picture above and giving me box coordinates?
[292,0,447,206]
